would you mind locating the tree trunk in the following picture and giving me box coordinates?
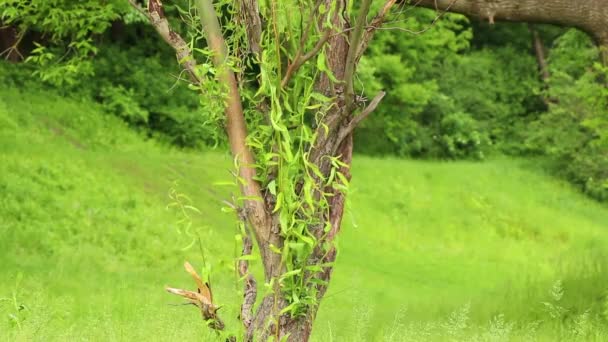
[137,0,388,340]
[529,24,550,83]
[414,0,608,64]
[245,1,353,339]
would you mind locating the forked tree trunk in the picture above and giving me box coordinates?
[133,0,388,340]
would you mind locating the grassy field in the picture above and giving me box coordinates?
[2,86,608,341]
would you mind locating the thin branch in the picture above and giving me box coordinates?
[279,0,327,88]
[127,0,150,19]
[343,0,374,111]
[335,91,386,148]
[196,0,277,279]
[131,0,201,84]
[281,28,332,88]
[356,0,397,61]
[0,28,27,61]
[374,3,452,35]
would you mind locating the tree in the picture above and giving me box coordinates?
[130,0,395,340]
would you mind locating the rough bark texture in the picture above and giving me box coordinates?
[415,0,608,63]
[238,0,263,56]
[247,2,353,340]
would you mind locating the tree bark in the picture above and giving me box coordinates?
[529,24,550,83]
[414,0,608,63]
[599,36,608,66]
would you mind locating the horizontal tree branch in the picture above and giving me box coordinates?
[413,0,608,43]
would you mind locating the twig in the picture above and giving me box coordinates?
[343,0,374,111]
[130,0,201,84]
[0,28,27,61]
[356,0,398,61]
[128,0,151,20]
[356,0,458,62]
[281,28,332,88]
[335,91,386,148]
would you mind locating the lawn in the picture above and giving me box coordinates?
[2,86,608,341]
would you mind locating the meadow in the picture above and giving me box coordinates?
[2,86,608,341]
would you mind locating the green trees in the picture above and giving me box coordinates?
[1,0,125,83]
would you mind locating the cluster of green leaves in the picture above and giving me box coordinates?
[1,0,132,85]
[89,42,223,148]
[357,15,607,202]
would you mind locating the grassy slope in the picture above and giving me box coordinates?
[2,86,608,341]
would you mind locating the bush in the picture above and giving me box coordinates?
[527,29,608,201]
[355,16,543,160]
[439,112,490,159]
[88,43,217,148]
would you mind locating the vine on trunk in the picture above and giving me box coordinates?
[132,0,396,340]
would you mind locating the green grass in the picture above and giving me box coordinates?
[2,86,608,341]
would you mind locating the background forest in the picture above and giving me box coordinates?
[1,0,608,341]
[2,1,606,201]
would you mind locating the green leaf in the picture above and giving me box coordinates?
[280,269,302,279]
[267,180,277,196]
[316,52,339,83]
[238,254,258,261]
[269,244,282,254]
[273,193,283,213]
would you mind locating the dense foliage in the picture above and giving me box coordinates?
[1,1,606,201]
[529,29,608,201]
